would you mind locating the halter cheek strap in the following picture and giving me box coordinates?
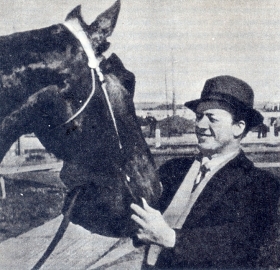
[63,19,122,149]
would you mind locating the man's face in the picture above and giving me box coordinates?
[195,108,237,156]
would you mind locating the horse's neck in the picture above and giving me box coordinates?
[0,25,79,118]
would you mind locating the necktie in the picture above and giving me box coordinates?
[192,164,209,193]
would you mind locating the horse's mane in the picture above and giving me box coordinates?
[100,53,135,96]
[0,25,76,73]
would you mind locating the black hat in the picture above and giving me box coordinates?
[185,75,263,128]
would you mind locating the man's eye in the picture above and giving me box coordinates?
[208,116,217,123]
[196,113,203,121]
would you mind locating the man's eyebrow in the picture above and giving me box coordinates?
[204,113,215,117]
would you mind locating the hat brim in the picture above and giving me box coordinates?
[185,98,263,129]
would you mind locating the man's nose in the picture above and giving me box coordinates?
[196,115,209,129]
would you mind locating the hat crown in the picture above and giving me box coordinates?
[184,75,264,129]
[201,75,254,108]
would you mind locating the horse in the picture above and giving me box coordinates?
[0,0,161,253]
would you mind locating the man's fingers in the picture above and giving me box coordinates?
[142,198,160,215]
[131,214,146,228]
[130,203,147,218]
[142,197,153,212]
[142,197,149,210]
[136,228,150,243]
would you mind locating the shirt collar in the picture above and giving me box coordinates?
[202,149,240,172]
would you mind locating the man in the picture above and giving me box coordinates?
[131,75,280,269]
[146,112,157,138]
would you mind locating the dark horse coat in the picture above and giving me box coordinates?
[153,151,279,269]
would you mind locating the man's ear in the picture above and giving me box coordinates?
[233,120,246,138]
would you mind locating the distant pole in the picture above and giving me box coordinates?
[171,48,176,116]
[172,91,176,116]
[165,69,168,117]
[165,67,170,138]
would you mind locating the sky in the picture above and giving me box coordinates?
[1,0,280,104]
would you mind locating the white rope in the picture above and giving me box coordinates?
[63,18,122,149]
[64,69,96,125]
[101,82,122,149]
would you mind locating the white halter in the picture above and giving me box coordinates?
[63,19,122,149]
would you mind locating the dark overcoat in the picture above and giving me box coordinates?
[152,151,279,269]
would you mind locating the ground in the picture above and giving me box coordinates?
[0,136,279,269]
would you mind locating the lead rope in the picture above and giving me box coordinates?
[31,189,81,270]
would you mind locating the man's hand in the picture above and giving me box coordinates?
[130,198,175,248]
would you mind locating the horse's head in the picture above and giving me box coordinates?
[0,0,161,237]
[0,1,120,118]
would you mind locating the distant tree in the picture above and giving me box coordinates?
[158,115,195,137]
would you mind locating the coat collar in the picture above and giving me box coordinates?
[185,150,254,225]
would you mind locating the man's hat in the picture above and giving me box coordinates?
[185,75,263,128]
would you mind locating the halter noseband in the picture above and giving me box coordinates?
[63,19,122,149]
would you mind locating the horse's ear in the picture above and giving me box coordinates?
[88,0,121,39]
[65,5,87,29]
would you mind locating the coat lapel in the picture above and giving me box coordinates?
[185,151,254,226]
